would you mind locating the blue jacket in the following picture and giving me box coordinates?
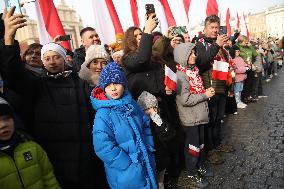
[90,87,157,189]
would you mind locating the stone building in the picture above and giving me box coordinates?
[16,0,83,54]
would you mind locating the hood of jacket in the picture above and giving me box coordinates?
[173,43,196,67]
[90,86,133,111]
[78,60,99,86]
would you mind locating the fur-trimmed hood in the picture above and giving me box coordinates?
[78,61,99,86]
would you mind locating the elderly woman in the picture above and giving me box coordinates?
[79,44,110,87]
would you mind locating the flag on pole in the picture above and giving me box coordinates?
[206,0,218,16]
[236,12,240,29]
[243,13,250,39]
[226,8,232,36]
[35,0,71,49]
[164,65,177,91]
[130,0,140,27]
[92,0,123,45]
[183,0,191,20]
[212,60,229,81]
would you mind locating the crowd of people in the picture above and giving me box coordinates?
[0,6,283,189]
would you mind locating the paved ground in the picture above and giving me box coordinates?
[178,68,284,189]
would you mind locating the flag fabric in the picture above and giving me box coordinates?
[164,65,177,91]
[206,0,218,16]
[243,13,250,39]
[159,0,176,27]
[92,0,123,45]
[130,0,140,27]
[236,12,240,29]
[183,0,191,18]
[226,8,232,36]
[212,60,229,81]
[35,0,71,49]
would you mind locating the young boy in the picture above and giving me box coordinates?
[0,97,60,189]
[91,62,157,189]
[174,43,215,188]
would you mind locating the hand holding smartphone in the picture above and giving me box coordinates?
[4,0,22,14]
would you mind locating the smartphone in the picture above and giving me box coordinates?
[145,4,155,15]
[219,26,227,35]
[4,0,22,14]
[58,35,71,41]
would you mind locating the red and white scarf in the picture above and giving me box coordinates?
[176,64,206,94]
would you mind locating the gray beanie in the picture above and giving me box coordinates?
[173,42,196,67]
[137,91,158,110]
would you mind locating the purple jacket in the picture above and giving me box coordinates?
[234,57,247,82]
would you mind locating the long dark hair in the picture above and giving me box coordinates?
[122,26,141,59]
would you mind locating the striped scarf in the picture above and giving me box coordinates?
[176,64,206,94]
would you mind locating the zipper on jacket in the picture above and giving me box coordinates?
[12,155,26,189]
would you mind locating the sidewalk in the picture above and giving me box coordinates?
[178,69,284,189]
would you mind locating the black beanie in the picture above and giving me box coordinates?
[0,97,14,117]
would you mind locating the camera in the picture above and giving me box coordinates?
[4,0,22,14]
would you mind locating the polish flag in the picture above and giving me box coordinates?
[92,0,123,45]
[35,0,71,49]
[159,0,176,27]
[236,12,240,29]
[183,0,191,20]
[226,8,232,36]
[130,0,140,27]
[212,60,229,81]
[164,65,177,91]
[206,0,218,16]
[243,13,250,39]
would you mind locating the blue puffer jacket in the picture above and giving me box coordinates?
[90,87,157,189]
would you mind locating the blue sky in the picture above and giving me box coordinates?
[1,0,283,29]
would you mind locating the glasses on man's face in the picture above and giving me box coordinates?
[26,50,41,56]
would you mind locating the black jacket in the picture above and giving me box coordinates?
[196,35,221,74]
[72,46,86,72]
[0,42,108,189]
[123,33,165,100]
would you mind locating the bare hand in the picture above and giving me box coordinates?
[3,7,27,45]
[165,86,173,95]
[165,26,176,39]
[144,13,158,34]
[205,87,215,98]
[216,34,230,47]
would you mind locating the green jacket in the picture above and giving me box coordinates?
[236,42,258,63]
[0,140,60,189]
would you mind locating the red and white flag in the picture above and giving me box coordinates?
[159,0,176,27]
[212,60,229,81]
[35,0,71,49]
[92,0,123,45]
[226,8,232,36]
[243,13,250,39]
[206,0,218,16]
[130,0,140,27]
[164,65,177,91]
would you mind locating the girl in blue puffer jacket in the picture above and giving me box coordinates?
[90,62,157,189]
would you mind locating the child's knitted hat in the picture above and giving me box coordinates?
[99,62,127,90]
